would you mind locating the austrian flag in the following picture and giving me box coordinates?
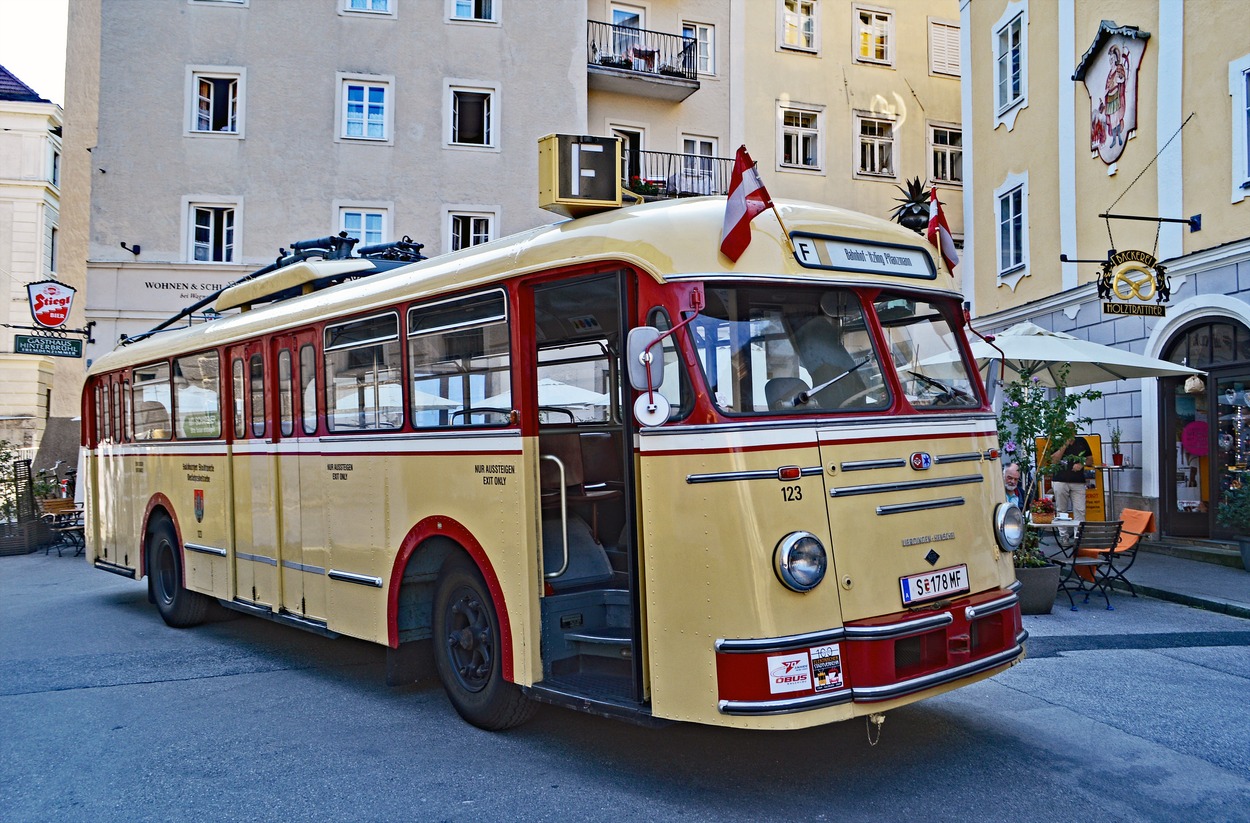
[926,187,960,275]
[719,146,773,262]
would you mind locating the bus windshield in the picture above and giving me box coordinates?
[691,285,978,414]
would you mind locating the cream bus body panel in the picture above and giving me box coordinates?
[637,420,1015,729]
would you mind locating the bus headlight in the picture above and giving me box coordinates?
[774,532,827,592]
[995,503,1024,552]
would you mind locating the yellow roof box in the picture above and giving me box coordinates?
[538,133,623,218]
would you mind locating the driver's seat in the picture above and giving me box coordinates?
[765,377,809,411]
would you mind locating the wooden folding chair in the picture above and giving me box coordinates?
[1058,520,1122,610]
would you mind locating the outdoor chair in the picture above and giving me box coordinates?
[1086,508,1154,598]
[1057,520,1123,610]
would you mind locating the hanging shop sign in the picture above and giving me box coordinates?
[1073,22,1150,166]
[14,334,83,358]
[27,280,76,329]
[1097,249,1170,317]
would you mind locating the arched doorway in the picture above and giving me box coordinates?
[1160,318,1250,538]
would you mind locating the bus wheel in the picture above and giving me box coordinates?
[432,554,536,730]
[148,518,209,628]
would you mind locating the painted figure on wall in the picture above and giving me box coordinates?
[1074,23,1150,166]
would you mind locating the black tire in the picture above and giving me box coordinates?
[148,518,209,628]
[432,554,536,730]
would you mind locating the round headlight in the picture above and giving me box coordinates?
[774,532,828,592]
[995,503,1024,551]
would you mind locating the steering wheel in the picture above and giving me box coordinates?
[837,385,885,408]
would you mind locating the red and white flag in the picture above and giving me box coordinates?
[926,187,959,275]
[720,146,772,262]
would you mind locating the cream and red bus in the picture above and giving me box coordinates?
[83,196,1026,731]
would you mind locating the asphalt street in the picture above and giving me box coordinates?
[2,550,1248,822]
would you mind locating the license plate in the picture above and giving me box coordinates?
[900,564,969,606]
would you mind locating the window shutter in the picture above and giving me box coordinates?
[930,21,960,76]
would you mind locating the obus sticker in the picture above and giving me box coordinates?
[766,651,812,694]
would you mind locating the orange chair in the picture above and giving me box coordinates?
[1076,508,1154,593]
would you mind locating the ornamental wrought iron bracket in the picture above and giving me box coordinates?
[3,320,96,343]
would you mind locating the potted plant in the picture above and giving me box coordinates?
[627,176,660,197]
[1110,424,1123,466]
[995,367,1103,611]
[1029,497,1056,524]
[889,177,930,233]
[1216,477,1250,571]
[1013,527,1062,614]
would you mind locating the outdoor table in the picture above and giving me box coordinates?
[1027,518,1081,560]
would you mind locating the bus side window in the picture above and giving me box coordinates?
[122,379,132,442]
[94,385,103,445]
[232,358,246,439]
[174,351,221,439]
[407,291,510,428]
[647,307,692,421]
[278,349,294,437]
[111,379,122,443]
[300,344,317,435]
[249,354,265,438]
[132,362,172,440]
[325,312,402,432]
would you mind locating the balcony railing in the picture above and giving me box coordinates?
[587,21,699,98]
[624,150,733,199]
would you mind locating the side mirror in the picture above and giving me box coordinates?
[986,359,1003,414]
[626,326,665,391]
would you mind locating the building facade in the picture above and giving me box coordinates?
[963,0,1250,539]
[64,0,962,351]
[0,66,64,457]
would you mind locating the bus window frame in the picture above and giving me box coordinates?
[131,360,173,441]
[173,350,223,440]
[324,310,403,434]
[406,288,513,430]
[249,352,266,438]
[277,348,294,437]
[300,343,318,436]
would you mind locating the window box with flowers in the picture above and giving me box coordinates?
[628,176,661,197]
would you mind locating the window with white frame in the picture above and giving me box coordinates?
[929,124,962,185]
[854,6,892,66]
[188,68,243,135]
[682,21,714,74]
[780,105,821,170]
[929,19,960,76]
[448,211,494,252]
[995,11,1025,114]
[188,203,236,263]
[338,75,391,142]
[781,0,817,52]
[996,178,1027,276]
[344,0,391,13]
[855,113,895,178]
[340,208,387,246]
[450,0,494,21]
[449,85,495,147]
[48,226,58,274]
[1230,54,1250,203]
[50,149,60,187]
[680,135,718,194]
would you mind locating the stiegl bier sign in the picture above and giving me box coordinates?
[27,280,75,329]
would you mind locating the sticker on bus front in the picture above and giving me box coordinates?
[899,564,969,606]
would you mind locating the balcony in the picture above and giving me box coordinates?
[587,21,700,102]
[624,150,733,199]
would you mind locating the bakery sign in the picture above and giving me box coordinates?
[27,280,76,329]
[1097,249,1170,317]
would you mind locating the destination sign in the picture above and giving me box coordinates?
[14,335,83,358]
[790,233,936,280]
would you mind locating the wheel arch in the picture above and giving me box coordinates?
[140,493,182,580]
[386,516,515,681]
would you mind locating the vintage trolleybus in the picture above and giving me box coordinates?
[83,196,1027,731]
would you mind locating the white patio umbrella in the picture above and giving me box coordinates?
[965,322,1202,388]
[483,377,610,408]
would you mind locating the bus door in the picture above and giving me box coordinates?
[271,331,326,621]
[227,341,280,608]
[526,271,642,705]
